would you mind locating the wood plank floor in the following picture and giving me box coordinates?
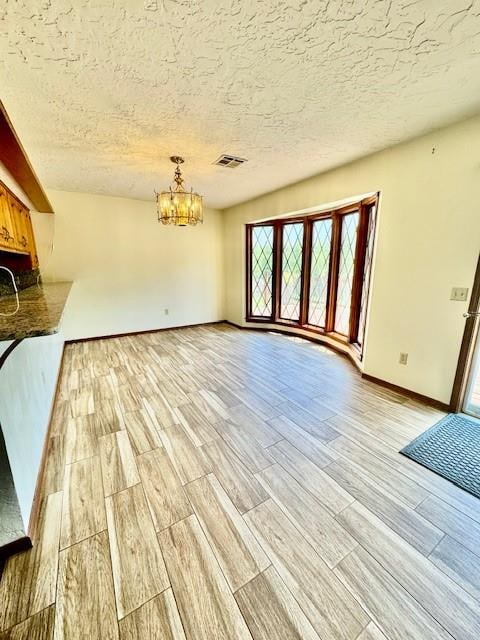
[1,323,480,639]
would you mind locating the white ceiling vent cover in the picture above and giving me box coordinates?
[213,154,248,168]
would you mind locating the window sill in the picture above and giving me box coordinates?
[243,318,363,371]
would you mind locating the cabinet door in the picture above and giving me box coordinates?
[8,193,29,253]
[0,184,17,250]
[24,210,39,267]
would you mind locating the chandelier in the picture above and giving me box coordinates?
[156,156,203,226]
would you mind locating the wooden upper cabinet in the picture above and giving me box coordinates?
[0,101,53,214]
[15,200,30,248]
[24,210,39,267]
[0,184,18,251]
[0,180,39,267]
[9,193,28,251]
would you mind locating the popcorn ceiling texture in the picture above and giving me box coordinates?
[1,0,480,208]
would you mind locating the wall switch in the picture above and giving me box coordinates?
[450,287,469,301]
[399,352,408,365]
[164,308,169,315]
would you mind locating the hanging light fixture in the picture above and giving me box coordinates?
[156,156,203,226]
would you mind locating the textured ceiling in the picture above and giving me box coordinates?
[1,0,480,209]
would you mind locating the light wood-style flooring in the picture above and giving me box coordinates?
[1,323,480,639]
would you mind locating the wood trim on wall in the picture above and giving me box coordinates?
[0,101,54,214]
[64,320,227,344]
[450,252,480,412]
[362,372,450,413]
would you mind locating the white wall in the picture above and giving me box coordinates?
[32,190,224,340]
[0,332,64,528]
[222,114,480,404]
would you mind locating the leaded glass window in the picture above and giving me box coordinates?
[280,223,304,320]
[334,213,359,335]
[251,225,274,317]
[308,218,332,328]
[246,196,377,358]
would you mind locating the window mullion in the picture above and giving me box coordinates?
[300,219,312,326]
[272,222,283,321]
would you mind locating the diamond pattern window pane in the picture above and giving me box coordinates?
[280,223,304,320]
[357,205,376,345]
[334,213,359,335]
[251,225,274,317]
[308,218,332,327]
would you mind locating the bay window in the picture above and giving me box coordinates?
[246,195,378,358]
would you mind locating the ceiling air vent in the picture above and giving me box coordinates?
[213,154,248,168]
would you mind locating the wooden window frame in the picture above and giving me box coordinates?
[354,200,378,351]
[245,194,379,358]
[278,220,306,323]
[245,221,276,322]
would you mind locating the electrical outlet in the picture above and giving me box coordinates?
[399,352,408,365]
[450,287,469,302]
[164,308,169,315]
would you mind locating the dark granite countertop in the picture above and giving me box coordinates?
[0,282,72,341]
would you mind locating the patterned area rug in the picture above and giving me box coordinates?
[401,413,480,499]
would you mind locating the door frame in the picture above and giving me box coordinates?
[450,252,480,412]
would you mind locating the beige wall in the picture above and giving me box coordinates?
[32,190,224,340]
[222,114,480,404]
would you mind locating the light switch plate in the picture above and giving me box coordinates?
[450,287,469,302]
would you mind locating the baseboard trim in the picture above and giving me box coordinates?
[361,373,450,412]
[223,320,362,371]
[223,320,243,330]
[225,321,450,412]
[65,320,226,344]
[223,320,243,329]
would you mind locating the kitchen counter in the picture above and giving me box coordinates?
[0,281,72,341]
